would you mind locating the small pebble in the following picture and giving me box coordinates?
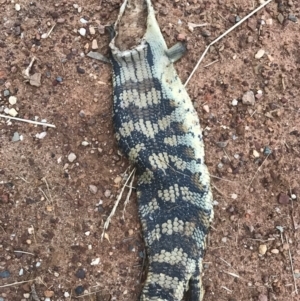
[114,176,122,184]
[263,146,272,155]
[271,249,279,254]
[56,76,63,82]
[0,270,10,278]
[128,229,134,236]
[259,244,267,255]
[89,26,96,35]
[3,89,10,97]
[68,152,77,163]
[203,105,209,113]
[81,141,89,146]
[23,293,30,299]
[288,14,297,23]
[15,3,21,11]
[232,99,238,106]
[9,96,17,105]
[8,108,18,117]
[77,66,85,74]
[19,268,24,276]
[253,150,260,158]
[278,13,284,24]
[231,193,238,200]
[78,28,86,36]
[45,298,51,301]
[91,39,98,50]
[36,132,47,139]
[242,90,255,106]
[75,268,86,279]
[255,49,265,59]
[104,190,111,198]
[12,132,20,142]
[75,286,84,296]
[44,290,54,298]
[64,292,70,298]
[80,18,88,24]
[89,185,98,194]
[91,258,100,265]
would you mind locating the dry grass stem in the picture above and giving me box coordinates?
[14,250,35,256]
[101,167,136,241]
[285,233,298,295]
[204,59,219,68]
[122,168,136,219]
[0,114,56,128]
[184,0,274,87]
[0,279,35,288]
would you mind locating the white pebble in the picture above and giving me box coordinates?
[231,193,238,200]
[8,108,18,117]
[90,257,100,265]
[19,268,24,276]
[85,231,90,236]
[78,28,86,36]
[89,184,98,194]
[64,292,70,298]
[203,105,209,113]
[24,293,30,298]
[15,3,21,11]
[41,33,48,39]
[9,96,17,105]
[80,18,88,24]
[36,261,41,267]
[35,132,47,139]
[73,4,79,8]
[255,49,265,59]
[81,141,89,146]
[89,26,96,35]
[68,152,77,162]
[232,99,238,106]
[253,150,260,158]
[45,298,51,301]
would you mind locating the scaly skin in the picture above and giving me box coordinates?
[109,1,213,300]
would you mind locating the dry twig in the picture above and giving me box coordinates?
[184,0,274,87]
[0,114,56,128]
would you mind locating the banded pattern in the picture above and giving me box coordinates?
[109,0,213,300]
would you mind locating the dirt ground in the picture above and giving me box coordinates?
[0,0,299,300]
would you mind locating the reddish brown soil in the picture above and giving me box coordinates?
[0,1,299,301]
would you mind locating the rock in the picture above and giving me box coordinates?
[8,108,18,117]
[278,193,289,205]
[114,176,122,184]
[255,49,265,59]
[64,292,70,298]
[75,285,84,296]
[0,270,10,278]
[12,132,20,142]
[89,185,98,194]
[232,99,238,106]
[278,13,284,24]
[242,91,255,105]
[81,141,89,146]
[15,3,21,11]
[3,89,10,97]
[104,190,111,198]
[68,152,77,163]
[75,268,86,279]
[35,132,47,139]
[253,150,260,158]
[44,290,54,298]
[203,105,209,113]
[288,14,297,22]
[8,96,17,105]
[90,258,100,265]
[76,66,85,74]
[89,26,96,35]
[259,244,267,255]
[271,249,279,254]
[78,28,86,36]
[91,39,98,50]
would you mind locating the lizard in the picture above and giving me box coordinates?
[108,0,214,300]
